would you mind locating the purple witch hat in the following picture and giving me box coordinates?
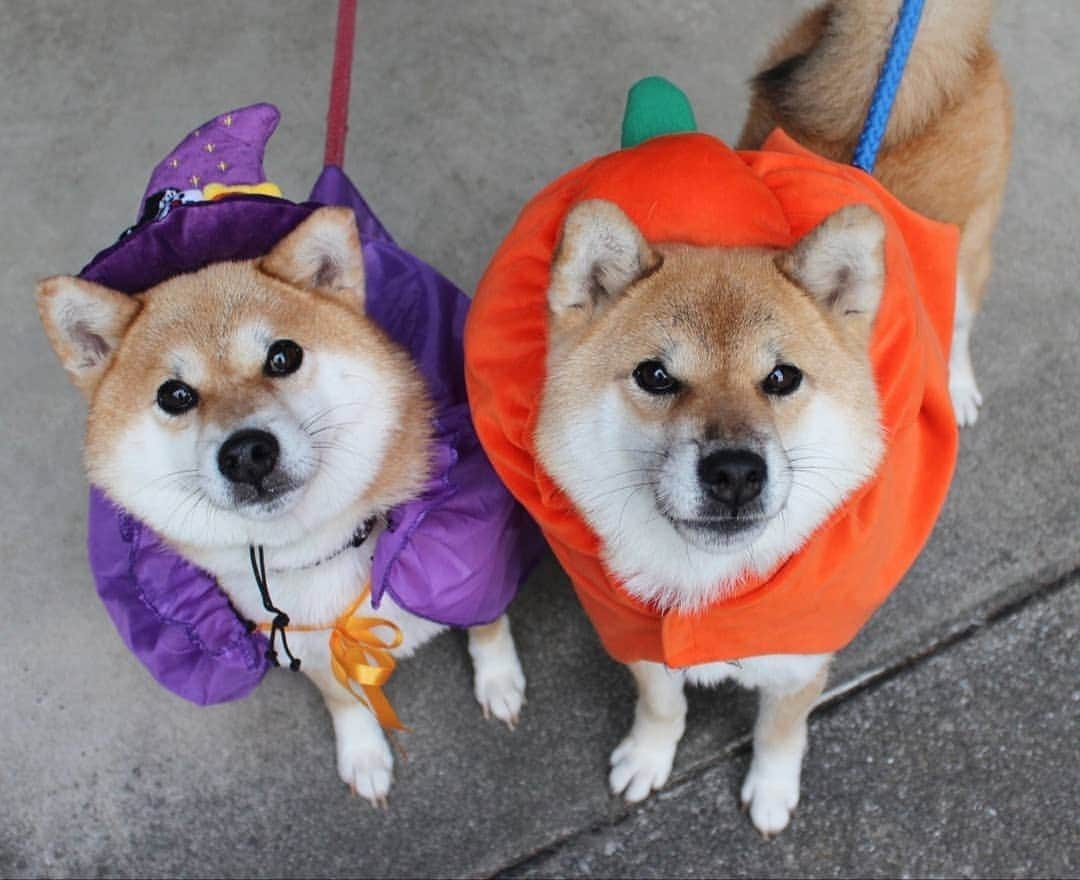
[80,104,543,706]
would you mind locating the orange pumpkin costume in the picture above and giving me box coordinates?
[465,128,959,667]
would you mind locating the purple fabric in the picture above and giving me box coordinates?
[309,164,394,247]
[373,404,543,626]
[144,103,280,202]
[79,106,541,706]
[88,489,267,704]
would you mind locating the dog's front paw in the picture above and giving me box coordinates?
[474,655,526,729]
[950,375,983,427]
[469,616,526,729]
[740,755,801,837]
[337,728,394,808]
[609,734,676,803]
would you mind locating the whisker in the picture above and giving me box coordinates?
[560,466,664,491]
[787,478,844,509]
[128,468,201,502]
[577,480,658,509]
[615,484,652,537]
[163,486,208,536]
[312,441,373,465]
[600,447,668,459]
[300,400,371,433]
[308,419,371,438]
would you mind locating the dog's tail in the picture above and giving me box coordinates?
[740,0,995,151]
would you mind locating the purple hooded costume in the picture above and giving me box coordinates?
[80,104,541,706]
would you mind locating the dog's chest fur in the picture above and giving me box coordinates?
[684,652,829,691]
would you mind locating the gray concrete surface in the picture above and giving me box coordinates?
[509,577,1080,879]
[1,1,1077,878]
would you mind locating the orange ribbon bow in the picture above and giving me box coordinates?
[258,582,406,731]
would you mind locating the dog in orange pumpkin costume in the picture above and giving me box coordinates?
[466,0,1011,836]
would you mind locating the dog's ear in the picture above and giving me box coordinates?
[547,200,661,325]
[778,204,886,327]
[36,276,142,398]
[260,206,366,311]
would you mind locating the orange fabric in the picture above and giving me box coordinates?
[465,130,959,666]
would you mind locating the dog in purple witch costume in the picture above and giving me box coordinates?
[36,104,542,804]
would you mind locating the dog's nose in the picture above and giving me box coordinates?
[217,429,280,486]
[698,449,767,507]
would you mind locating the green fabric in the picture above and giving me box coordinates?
[620,76,698,148]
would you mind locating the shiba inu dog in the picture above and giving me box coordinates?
[37,206,526,805]
[532,0,1010,836]
[537,199,885,836]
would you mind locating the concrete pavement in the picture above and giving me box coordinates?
[1,1,1077,877]
[509,576,1080,879]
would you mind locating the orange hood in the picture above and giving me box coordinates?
[465,130,959,666]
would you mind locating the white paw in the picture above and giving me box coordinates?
[338,731,394,807]
[740,756,801,837]
[609,734,676,803]
[474,657,526,729]
[950,376,983,427]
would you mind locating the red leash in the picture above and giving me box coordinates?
[324,0,358,168]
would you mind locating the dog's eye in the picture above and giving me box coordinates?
[762,364,803,396]
[156,380,199,415]
[633,360,681,395]
[265,339,303,377]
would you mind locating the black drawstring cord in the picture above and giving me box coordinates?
[244,521,378,672]
[248,545,302,671]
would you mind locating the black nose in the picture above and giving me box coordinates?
[697,449,767,507]
[217,429,280,486]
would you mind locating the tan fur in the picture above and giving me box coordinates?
[537,199,889,628]
[738,0,1012,312]
[468,617,510,648]
[38,220,433,518]
[111,265,426,509]
[741,661,829,837]
[36,277,142,397]
[753,663,829,758]
[260,206,368,310]
[541,232,881,467]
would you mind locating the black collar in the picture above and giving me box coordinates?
[295,514,379,571]
[261,514,380,575]
[343,514,379,554]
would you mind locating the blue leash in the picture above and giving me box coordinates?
[852,0,926,173]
